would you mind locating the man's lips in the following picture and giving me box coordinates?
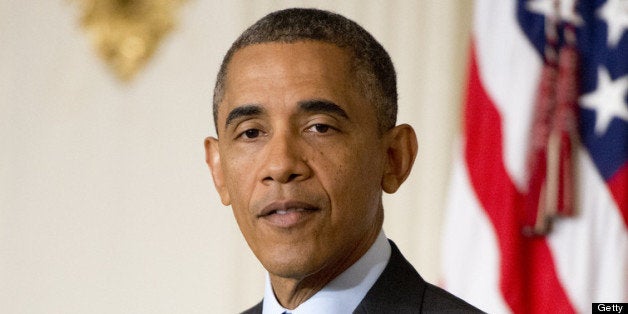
[257,200,319,217]
[257,200,320,228]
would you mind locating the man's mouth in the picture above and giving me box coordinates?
[258,201,320,228]
[267,208,311,215]
[258,201,318,216]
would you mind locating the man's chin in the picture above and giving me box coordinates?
[256,246,329,281]
[263,256,320,278]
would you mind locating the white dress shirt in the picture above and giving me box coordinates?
[262,230,391,314]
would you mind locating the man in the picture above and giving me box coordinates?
[205,8,482,313]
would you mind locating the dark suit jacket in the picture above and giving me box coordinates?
[242,240,483,313]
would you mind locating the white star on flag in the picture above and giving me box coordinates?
[597,0,628,47]
[526,0,583,25]
[580,66,628,136]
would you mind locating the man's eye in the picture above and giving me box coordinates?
[308,124,331,133]
[241,129,261,139]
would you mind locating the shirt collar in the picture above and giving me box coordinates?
[262,230,391,314]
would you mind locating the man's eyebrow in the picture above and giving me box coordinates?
[298,99,349,120]
[225,104,265,127]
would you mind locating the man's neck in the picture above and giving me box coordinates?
[269,228,381,309]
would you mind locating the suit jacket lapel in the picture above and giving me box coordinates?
[353,240,427,313]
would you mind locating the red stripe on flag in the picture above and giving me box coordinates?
[463,43,576,314]
[608,163,628,229]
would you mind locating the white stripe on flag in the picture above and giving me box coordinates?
[442,144,511,313]
[548,147,628,313]
[474,0,542,189]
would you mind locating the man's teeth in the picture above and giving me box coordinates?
[275,208,305,215]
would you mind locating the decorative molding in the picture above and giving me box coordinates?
[74,0,187,81]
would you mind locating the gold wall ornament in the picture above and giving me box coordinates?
[73,0,187,81]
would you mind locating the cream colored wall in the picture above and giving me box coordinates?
[0,1,473,313]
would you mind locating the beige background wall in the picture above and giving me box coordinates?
[0,1,473,313]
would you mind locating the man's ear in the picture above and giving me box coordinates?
[204,137,231,205]
[381,124,418,193]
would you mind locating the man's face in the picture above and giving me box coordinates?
[206,41,389,281]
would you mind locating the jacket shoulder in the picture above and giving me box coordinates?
[422,282,485,313]
[354,240,484,313]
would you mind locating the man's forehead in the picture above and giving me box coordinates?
[226,41,353,78]
[218,42,357,109]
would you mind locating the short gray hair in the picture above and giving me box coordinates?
[213,8,397,134]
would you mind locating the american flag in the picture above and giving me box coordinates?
[442,0,628,313]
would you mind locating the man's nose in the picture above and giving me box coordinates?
[261,131,311,184]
